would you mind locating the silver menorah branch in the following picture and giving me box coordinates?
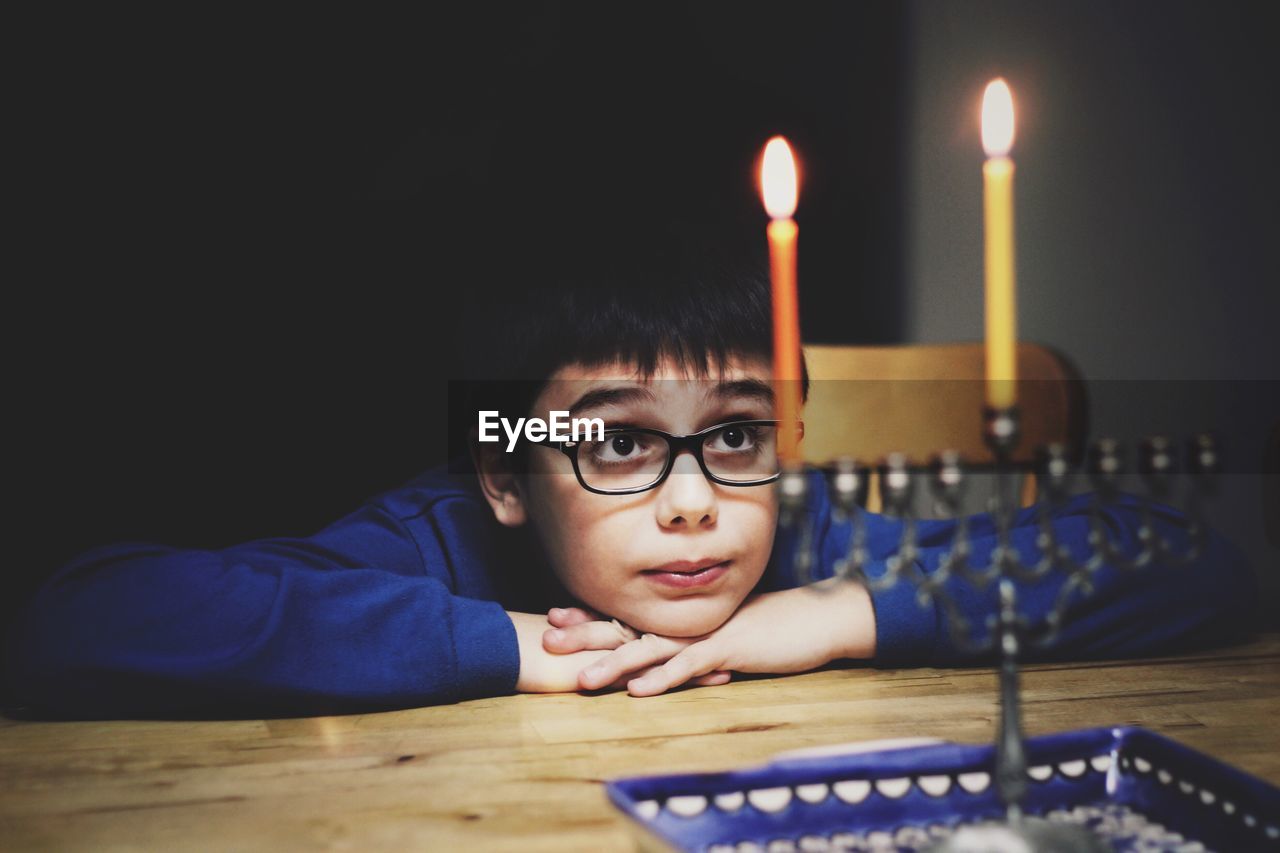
[778,412,1219,852]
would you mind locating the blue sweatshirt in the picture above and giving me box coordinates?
[4,460,1256,718]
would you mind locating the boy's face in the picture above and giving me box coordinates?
[513,354,781,637]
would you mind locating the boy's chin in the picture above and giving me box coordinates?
[621,597,738,638]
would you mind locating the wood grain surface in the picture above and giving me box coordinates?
[3,634,1277,851]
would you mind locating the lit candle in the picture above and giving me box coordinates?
[760,136,803,463]
[982,78,1017,409]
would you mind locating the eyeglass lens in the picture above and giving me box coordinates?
[576,423,780,491]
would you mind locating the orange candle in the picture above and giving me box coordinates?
[982,78,1018,409]
[760,136,803,463]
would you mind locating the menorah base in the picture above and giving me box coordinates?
[927,816,1109,853]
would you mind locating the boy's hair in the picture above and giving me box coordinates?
[455,218,811,466]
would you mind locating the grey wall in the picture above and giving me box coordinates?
[905,1,1277,378]
[903,1,1279,602]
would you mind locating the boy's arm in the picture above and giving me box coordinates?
[543,575,876,696]
[570,577,876,696]
[4,503,520,717]
[862,493,1259,665]
[554,492,1257,695]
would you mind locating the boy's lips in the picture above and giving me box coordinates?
[646,557,728,574]
[641,558,731,589]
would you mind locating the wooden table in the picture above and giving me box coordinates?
[3,635,1278,851]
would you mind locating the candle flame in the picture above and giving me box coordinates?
[982,78,1015,157]
[760,136,798,219]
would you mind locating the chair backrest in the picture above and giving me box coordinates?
[800,342,1087,472]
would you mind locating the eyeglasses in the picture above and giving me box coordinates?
[528,419,803,495]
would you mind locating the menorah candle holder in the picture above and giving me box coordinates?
[776,417,1220,852]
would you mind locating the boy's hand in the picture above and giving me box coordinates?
[553,578,876,697]
[511,610,617,693]
[510,610,729,693]
[542,606,732,689]
[542,606,639,652]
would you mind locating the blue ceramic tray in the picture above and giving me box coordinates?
[606,727,1280,851]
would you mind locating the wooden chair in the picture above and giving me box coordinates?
[800,342,1088,511]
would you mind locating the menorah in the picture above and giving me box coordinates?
[777,407,1219,852]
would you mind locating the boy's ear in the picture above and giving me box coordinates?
[471,440,529,527]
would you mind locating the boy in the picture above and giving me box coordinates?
[4,230,1257,718]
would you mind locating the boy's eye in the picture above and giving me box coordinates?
[706,424,759,453]
[586,431,663,465]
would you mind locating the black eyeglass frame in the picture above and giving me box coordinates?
[527,418,804,495]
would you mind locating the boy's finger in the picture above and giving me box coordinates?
[547,607,597,628]
[577,634,684,690]
[543,621,629,653]
[690,670,732,688]
[599,667,728,694]
[601,663,661,691]
[627,646,720,697]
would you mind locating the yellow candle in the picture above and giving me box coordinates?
[982,78,1018,409]
[760,136,803,463]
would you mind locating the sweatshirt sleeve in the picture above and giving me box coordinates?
[4,501,520,718]
[847,493,1259,666]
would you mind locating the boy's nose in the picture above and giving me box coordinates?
[655,451,718,529]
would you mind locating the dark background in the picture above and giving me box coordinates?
[10,4,909,642]
[9,2,1278,651]
[900,1,1279,608]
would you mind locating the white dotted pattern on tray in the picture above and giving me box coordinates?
[628,750,1277,850]
[699,804,1214,851]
